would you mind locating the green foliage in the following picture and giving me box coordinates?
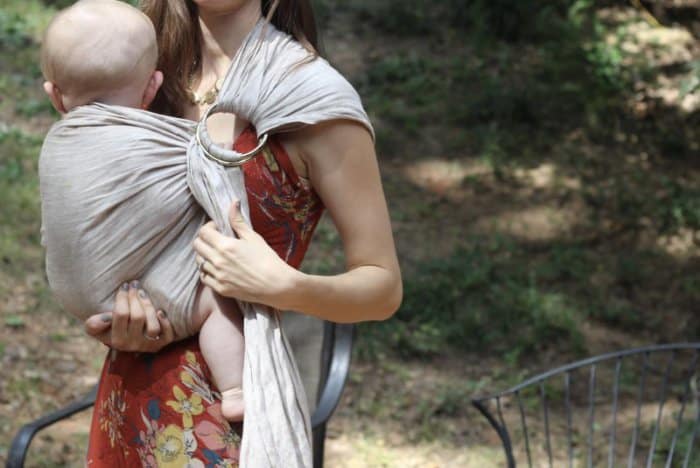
[355,0,654,166]
[358,239,587,361]
[651,417,700,467]
[0,129,43,273]
[658,179,700,233]
[582,171,700,235]
[4,314,25,328]
[0,10,32,49]
[680,60,700,97]
[16,98,56,118]
[364,0,438,36]
[456,0,587,42]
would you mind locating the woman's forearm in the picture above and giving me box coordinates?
[281,264,402,323]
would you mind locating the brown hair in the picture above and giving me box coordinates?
[140,0,320,117]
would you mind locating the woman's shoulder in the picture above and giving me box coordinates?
[223,21,375,141]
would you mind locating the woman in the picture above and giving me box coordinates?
[82,0,401,465]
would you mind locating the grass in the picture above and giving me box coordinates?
[358,240,583,361]
[0,129,43,277]
[653,418,700,467]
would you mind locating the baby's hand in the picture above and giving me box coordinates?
[84,282,174,352]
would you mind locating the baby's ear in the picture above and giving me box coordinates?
[141,70,164,110]
[43,81,67,114]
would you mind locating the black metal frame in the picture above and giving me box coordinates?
[7,322,354,468]
[472,343,700,468]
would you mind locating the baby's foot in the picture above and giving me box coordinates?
[221,387,244,421]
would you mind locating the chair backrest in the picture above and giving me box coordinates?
[282,311,327,411]
[472,344,700,468]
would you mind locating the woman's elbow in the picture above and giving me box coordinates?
[376,274,402,321]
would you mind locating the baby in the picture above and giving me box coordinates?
[40,0,245,421]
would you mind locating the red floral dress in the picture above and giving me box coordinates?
[86,127,324,467]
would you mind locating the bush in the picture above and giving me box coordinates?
[358,240,587,361]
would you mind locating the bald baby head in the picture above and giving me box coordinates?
[41,0,160,111]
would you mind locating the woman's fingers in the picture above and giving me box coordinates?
[90,329,113,348]
[200,258,219,279]
[228,200,253,239]
[197,222,224,245]
[198,222,239,247]
[110,283,131,348]
[195,254,219,280]
[137,288,161,339]
[126,282,146,337]
[193,237,224,265]
[90,280,175,352]
[200,271,226,296]
[84,312,113,338]
[157,309,175,345]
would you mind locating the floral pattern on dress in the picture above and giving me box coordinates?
[98,384,128,453]
[167,385,205,428]
[194,405,241,463]
[180,350,219,404]
[246,150,323,262]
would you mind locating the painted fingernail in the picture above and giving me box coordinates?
[235,200,241,210]
[100,313,112,323]
[130,280,140,289]
[138,289,147,299]
[158,310,168,319]
[121,283,129,291]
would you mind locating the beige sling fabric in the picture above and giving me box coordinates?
[40,19,372,468]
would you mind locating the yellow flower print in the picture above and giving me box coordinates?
[185,351,197,367]
[154,424,189,467]
[180,371,195,387]
[166,385,204,428]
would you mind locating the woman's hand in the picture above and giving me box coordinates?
[84,281,175,352]
[193,202,298,309]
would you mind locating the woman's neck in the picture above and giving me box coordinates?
[198,2,262,79]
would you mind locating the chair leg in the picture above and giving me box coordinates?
[7,386,97,468]
[313,423,327,468]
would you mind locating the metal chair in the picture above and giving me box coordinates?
[472,343,700,468]
[7,321,353,468]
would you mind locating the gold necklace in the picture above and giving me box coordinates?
[187,77,224,106]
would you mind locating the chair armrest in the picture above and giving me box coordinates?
[6,385,98,468]
[311,323,354,428]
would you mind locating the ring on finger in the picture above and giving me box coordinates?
[144,333,161,341]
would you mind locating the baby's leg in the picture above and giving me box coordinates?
[194,285,245,421]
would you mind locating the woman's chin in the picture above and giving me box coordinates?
[192,0,253,15]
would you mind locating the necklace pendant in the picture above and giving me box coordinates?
[202,89,217,105]
[188,77,223,106]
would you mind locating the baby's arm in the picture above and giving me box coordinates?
[194,286,245,421]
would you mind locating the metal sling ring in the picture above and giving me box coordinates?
[195,105,269,167]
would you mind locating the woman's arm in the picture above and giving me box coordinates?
[194,120,402,323]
